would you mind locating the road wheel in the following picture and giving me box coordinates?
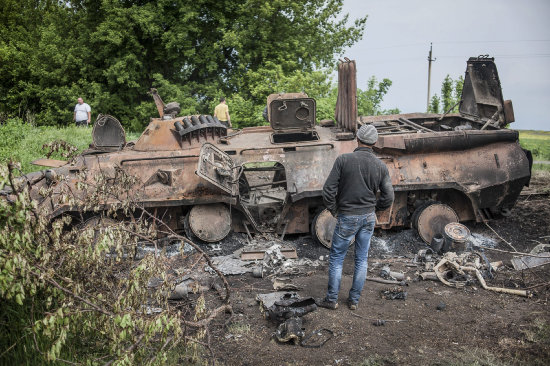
[311,209,337,249]
[412,202,458,244]
[186,203,232,243]
[78,215,118,246]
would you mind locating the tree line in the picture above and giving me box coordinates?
[1,0,386,130]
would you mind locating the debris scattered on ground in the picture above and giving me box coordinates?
[241,246,297,260]
[380,287,408,300]
[168,283,190,300]
[257,292,324,346]
[275,317,304,344]
[135,240,194,260]
[367,277,407,286]
[209,254,256,275]
[257,292,317,322]
[211,242,320,277]
[434,251,529,297]
[511,243,550,270]
[299,328,334,348]
[272,277,301,291]
[414,248,435,263]
[251,266,264,278]
[379,265,405,281]
[437,302,446,311]
[372,319,386,326]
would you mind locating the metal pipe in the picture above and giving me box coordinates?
[240,143,334,155]
[398,118,433,133]
[247,180,287,189]
[120,155,199,165]
[366,277,407,286]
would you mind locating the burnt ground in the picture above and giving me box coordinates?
[194,172,550,366]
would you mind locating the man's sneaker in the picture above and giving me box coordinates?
[347,301,358,310]
[316,298,338,310]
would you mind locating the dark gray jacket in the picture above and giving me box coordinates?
[322,147,394,216]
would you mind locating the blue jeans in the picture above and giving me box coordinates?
[326,212,376,304]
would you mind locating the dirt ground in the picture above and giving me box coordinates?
[198,172,550,366]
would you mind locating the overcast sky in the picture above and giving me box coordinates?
[340,0,550,131]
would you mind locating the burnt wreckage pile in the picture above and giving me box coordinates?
[11,56,531,252]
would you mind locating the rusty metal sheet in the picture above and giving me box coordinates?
[459,56,505,123]
[31,158,68,168]
[511,254,550,271]
[503,100,515,123]
[241,248,298,261]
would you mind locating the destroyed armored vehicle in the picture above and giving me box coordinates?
[17,56,531,246]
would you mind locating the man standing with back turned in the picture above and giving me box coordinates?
[318,124,394,310]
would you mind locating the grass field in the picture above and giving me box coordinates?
[0,120,548,174]
[518,130,550,161]
[0,119,140,174]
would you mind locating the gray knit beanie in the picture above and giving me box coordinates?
[356,124,378,145]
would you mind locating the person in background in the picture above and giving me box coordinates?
[318,124,394,311]
[214,97,231,127]
[74,97,91,127]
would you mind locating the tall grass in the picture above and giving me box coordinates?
[0,119,140,174]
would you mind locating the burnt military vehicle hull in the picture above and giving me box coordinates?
[19,57,530,245]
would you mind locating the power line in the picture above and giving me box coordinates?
[361,54,550,65]
[434,39,550,44]
[437,54,550,59]
[364,39,550,51]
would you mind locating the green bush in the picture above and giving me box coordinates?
[0,163,227,364]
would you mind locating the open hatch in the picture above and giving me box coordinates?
[92,114,126,151]
[268,94,319,143]
[196,143,239,196]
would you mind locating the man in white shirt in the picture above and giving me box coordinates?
[74,97,91,127]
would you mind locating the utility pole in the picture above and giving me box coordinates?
[426,42,436,112]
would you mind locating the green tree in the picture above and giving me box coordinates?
[0,0,367,130]
[428,74,464,114]
[357,76,398,116]
[429,94,441,114]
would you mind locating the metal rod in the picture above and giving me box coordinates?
[240,143,334,155]
[120,155,199,165]
[366,277,407,286]
[398,118,433,133]
[243,222,252,244]
[247,180,287,189]
[280,221,289,241]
